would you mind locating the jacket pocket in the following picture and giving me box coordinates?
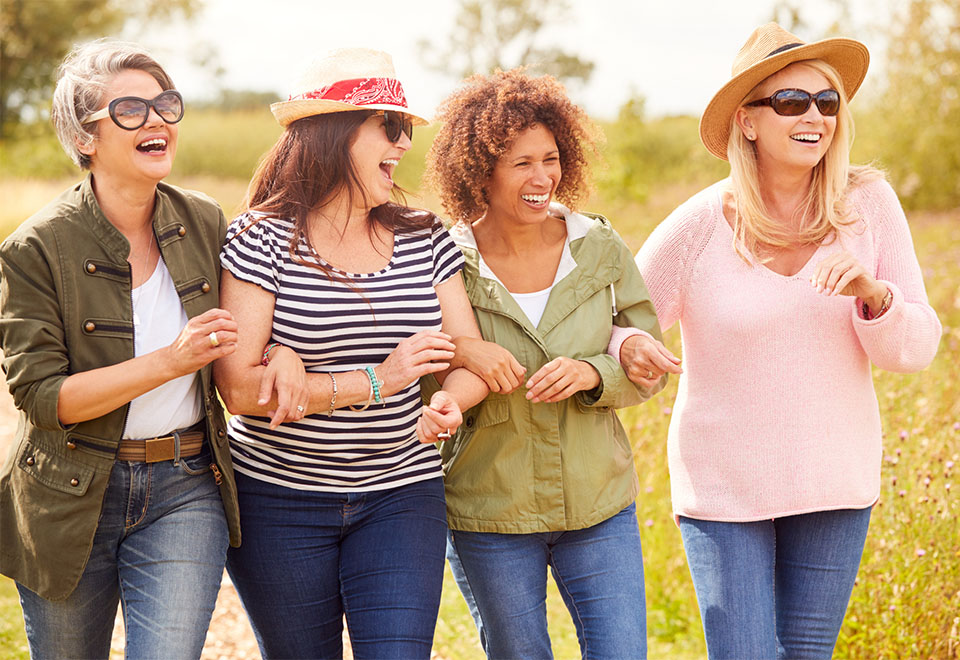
[17,441,95,496]
[442,398,511,467]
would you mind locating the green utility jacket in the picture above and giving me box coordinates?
[0,175,240,601]
[434,207,666,534]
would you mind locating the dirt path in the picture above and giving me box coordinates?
[0,387,354,660]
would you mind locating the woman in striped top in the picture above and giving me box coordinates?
[213,49,487,659]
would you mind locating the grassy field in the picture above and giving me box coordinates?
[0,109,957,657]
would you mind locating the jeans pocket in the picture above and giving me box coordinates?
[178,448,216,477]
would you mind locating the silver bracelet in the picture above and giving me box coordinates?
[326,372,338,415]
[348,369,373,412]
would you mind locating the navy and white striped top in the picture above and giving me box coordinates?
[220,212,464,492]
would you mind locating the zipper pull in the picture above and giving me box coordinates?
[209,462,223,485]
[610,282,617,316]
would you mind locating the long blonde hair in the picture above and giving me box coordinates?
[726,59,881,262]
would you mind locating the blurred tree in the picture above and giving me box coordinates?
[863,0,960,208]
[0,0,200,137]
[418,0,594,84]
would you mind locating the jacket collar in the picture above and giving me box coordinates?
[454,203,623,340]
[79,173,166,261]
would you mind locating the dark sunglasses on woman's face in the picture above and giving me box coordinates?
[82,90,184,130]
[746,88,840,117]
[375,110,413,143]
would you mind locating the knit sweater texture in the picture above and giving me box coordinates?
[636,177,941,522]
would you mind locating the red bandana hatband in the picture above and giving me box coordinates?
[289,77,409,110]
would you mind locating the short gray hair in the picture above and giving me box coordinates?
[52,40,175,169]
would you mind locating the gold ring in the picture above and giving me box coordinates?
[646,370,654,379]
[208,331,219,348]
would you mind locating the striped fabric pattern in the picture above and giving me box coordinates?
[220,212,464,492]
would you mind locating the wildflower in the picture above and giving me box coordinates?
[663,407,672,415]
[899,490,907,497]
[644,519,654,527]
[900,430,909,439]
[889,605,896,611]
[645,486,654,494]
[953,422,960,431]
[946,461,954,469]
[916,548,926,557]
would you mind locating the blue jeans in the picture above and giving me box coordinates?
[447,502,647,660]
[17,447,228,660]
[226,472,447,660]
[679,506,872,660]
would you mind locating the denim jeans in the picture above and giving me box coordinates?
[225,472,447,660]
[679,506,872,660]
[17,447,228,660]
[447,502,647,660]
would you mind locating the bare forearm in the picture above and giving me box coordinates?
[437,367,489,411]
[57,348,180,424]
[216,365,379,416]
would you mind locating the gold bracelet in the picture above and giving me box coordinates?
[326,372,338,415]
[348,369,373,412]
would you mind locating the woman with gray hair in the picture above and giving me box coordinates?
[0,40,240,659]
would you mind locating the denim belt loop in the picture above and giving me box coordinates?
[172,430,182,467]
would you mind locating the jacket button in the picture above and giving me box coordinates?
[85,262,96,274]
[177,225,186,237]
[84,321,96,333]
[70,477,80,487]
[66,441,76,450]
[217,429,225,438]
[25,456,35,466]
[465,416,475,428]
[201,281,211,293]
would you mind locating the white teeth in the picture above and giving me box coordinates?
[381,159,399,167]
[138,138,166,148]
[791,133,820,142]
[521,193,549,203]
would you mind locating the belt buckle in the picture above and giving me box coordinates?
[144,437,175,463]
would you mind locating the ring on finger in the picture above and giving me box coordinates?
[437,428,451,440]
[296,405,305,413]
[646,369,654,379]
[208,331,219,348]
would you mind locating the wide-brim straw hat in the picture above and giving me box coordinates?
[271,48,428,127]
[699,22,869,160]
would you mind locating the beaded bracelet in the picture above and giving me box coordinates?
[326,372,338,416]
[365,366,384,404]
[261,342,281,366]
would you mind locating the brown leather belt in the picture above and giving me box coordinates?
[117,429,205,463]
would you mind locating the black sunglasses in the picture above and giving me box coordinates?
[83,90,184,130]
[374,110,413,143]
[746,88,840,117]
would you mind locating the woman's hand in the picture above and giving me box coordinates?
[620,334,682,388]
[378,330,456,397]
[525,357,600,403]
[416,390,463,443]
[811,251,887,311]
[164,308,238,378]
[453,336,526,393]
[258,346,308,429]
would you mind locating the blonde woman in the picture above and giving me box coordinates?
[615,23,941,659]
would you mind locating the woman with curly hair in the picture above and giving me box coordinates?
[424,69,664,659]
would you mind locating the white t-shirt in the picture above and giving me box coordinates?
[476,228,577,328]
[123,257,202,439]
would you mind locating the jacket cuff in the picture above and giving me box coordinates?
[575,355,618,408]
[34,374,77,432]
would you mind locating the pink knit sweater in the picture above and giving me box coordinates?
[632,178,941,522]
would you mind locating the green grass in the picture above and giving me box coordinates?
[0,578,28,660]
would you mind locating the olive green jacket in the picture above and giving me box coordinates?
[431,207,666,534]
[0,175,240,601]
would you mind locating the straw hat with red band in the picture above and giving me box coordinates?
[271,48,428,127]
[699,22,870,161]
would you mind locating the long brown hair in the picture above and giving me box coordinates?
[242,111,434,280]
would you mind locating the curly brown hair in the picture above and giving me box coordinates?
[425,69,600,222]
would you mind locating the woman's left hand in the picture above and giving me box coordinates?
[811,251,887,310]
[258,345,309,429]
[525,357,601,403]
[416,390,463,444]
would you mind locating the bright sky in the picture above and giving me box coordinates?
[142,0,897,120]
